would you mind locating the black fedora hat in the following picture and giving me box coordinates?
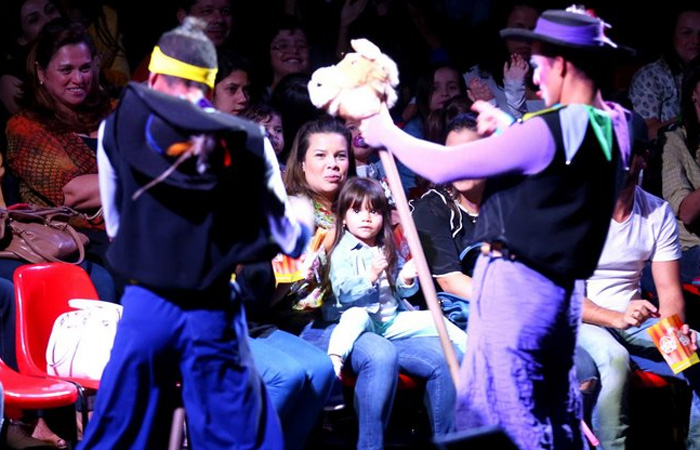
[500,6,622,52]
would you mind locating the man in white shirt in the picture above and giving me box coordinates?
[579,132,700,450]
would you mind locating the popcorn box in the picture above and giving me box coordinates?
[647,314,699,374]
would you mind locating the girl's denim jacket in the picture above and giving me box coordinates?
[323,231,418,322]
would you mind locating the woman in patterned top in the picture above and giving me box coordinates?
[5,18,113,263]
[628,6,700,140]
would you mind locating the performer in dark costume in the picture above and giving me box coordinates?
[79,17,312,450]
[360,6,632,449]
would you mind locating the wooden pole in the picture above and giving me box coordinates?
[377,149,461,387]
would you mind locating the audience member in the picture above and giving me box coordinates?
[401,62,466,197]
[411,114,483,302]
[463,2,543,118]
[212,49,253,115]
[242,102,285,155]
[5,18,113,266]
[1,0,64,118]
[270,72,324,158]
[628,6,700,141]
[326,177,466,377]
[210,70,334,450]
[359,7,631,449]
[662,56,700,283]
[130,0,234,82]
[80,16,312,450]
[278,117,460,449]
[580,124,700,450]
[62,0,131,96]
[263,14,311,97]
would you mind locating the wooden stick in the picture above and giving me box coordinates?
[377,149,461,387]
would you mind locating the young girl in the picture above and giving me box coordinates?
[326,177,467,376]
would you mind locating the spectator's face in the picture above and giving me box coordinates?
[673,11,700,64]
[213,69,250,115]
[263,113,285,155]
[346,120,374,163]
[270,29,310,80]
[18,0,61,46]
[446,128,484,194]
[344,199,383,247]
[302,132,350,202]
[504,5,539,60]
[38,43,94,108]
[429,67,462,112]
[187,0,232,46]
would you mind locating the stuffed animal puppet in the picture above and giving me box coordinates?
[308,38,399,120]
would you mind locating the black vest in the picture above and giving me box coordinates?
[102,83,284,293]
[474,107,626,284]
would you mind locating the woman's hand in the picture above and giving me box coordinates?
[63,174,101,209]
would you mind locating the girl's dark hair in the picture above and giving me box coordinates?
[424,94,474,143]
[283,116,356,204]
[681,55,700,154]
[328,177,398,282]
[414,62,467,121]
[21,18,111,133]
[241,102,281,124]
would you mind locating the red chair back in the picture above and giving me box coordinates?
[14,263,99,379]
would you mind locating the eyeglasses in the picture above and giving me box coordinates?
[270,42,310,53]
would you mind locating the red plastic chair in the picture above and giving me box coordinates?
[14,262,102,429]
[0,357,78,420]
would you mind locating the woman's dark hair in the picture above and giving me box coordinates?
[283,115,356,205]
[21,17,111,133]
[661,6,700,76]
[215,48,259,103]
[327,177,398,285]
[681,55,700,154]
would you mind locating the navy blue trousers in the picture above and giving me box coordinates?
[79,285,282,449]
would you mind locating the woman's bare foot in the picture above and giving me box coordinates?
[6,420,56,449]
[30,418,67,449]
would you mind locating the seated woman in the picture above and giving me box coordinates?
[5,18,113,266]
[412,114,484,304]
[279,116,460,449]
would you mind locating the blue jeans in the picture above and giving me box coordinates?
[301,321,460,450]
[249,329,334,450]
[578,320,700,450]
[681,246,700,284]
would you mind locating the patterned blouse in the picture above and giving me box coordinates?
[628,58,682,123]
[5,113,103,229]
[661,126,700,250]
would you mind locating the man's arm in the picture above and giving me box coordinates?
[582,296,658,330]
[651,259,685,322]
[435,272,473,300]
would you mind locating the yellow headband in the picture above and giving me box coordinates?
[148,46,218,89]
